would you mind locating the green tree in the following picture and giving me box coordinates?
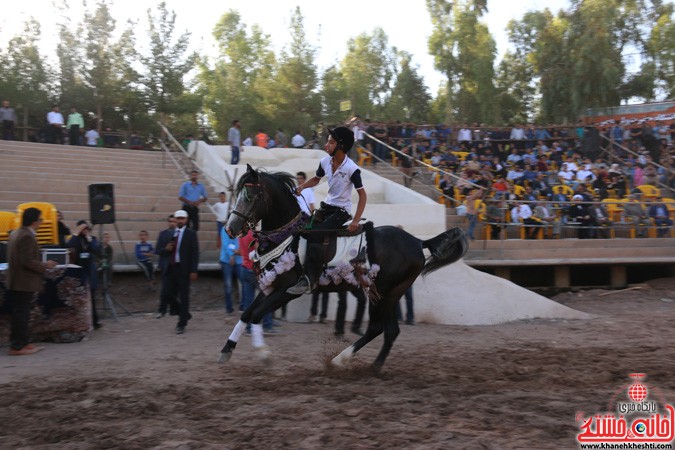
[427,0,497,123]
[339,28,397,119]
[0,19,52,137]
[198,10,275,139]
[81,0,137,131]
[382,52,431,123]
[320,65,349,124]
[139,1,198,130]
[255,6,320,135]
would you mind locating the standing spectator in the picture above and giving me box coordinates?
[396,286,415,325]
[238,229,275,333]
[295,171,315,216]
[291,130,306,148]
[135,230,155,290]
[154,215,177,318]
[128,131,143,149]
[373,121,388,162]
[213,191,230,249]
[56,210,71,247]
[84,126,100,147]
[227,120,241,164]
[457,123,472,147]
[6,208,58,355]
[99,231,114,288]
[464,188,483,241]
[275,128,287,147]
[334,289,367,336]
[309,292,329,323]
[67,220,102,329]
[178,170,207,231]
[67,107,84,146]
[46,105,64,144]
[219,224,241,315]
[255,129,269,148]
[648,197,673,238]
[160,210,199,334]
[0,100,17,140]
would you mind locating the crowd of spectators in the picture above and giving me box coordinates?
[348,117,674,240]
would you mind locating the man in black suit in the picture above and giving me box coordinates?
[154,214,177,318]
[158,210,199,334]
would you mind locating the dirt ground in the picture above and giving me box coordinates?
[1,273,674,450]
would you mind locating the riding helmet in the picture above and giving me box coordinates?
[328,126,355,152]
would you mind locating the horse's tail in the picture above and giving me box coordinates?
[421,227,468,276]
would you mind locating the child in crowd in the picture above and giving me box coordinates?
[135,230,155,290]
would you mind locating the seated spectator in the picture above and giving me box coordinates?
[623,194,650,236]
[439,173,455,200]
[506,165,524,184]
[587,198,612,238]
[534,199,560,237]
[558,163,576,185]
[576,165,596,184]
[648,197,673,238]
[84,126,100,147]
[531,172,552,199]
[491,177,510,199]
[485,198,506,239]
[566,195,592,239]
[506,148,522,166]
[521,164,538,184]
[135,230,155,290]
[510,202,540,239]
[522,186,537,202]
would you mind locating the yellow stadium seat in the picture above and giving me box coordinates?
[635,184,660,201]
[0,211,17,242]
[356,146,372,166]
[16,202,59,245]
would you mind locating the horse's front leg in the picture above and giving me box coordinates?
[218,291,266,363]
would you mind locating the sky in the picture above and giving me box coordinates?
[1,0,571,93]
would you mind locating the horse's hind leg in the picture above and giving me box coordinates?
[331,302,385,367]
[373,301,400,369]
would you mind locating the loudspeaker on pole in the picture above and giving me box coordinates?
[89,183,115,224]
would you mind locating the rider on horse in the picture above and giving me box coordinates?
[286,126,368,295]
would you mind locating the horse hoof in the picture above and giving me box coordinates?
[331,346,354,367]
[255,345,272,365]
[218,352,232,364]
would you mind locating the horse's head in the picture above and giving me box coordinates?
[226,165,265,237]
[226,164,300,237]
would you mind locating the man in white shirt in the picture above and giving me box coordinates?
[576,166,596,183]
[511,203,540,239]
[457,124,472,145]
[295,172,315,216]
[84,127,99,147]
[46,105,64,144]
[291,131,306,149]
[214,191,230,248]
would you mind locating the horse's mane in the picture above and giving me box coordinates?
[236,168,297,200]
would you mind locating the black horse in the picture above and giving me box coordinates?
[220,165,467,368]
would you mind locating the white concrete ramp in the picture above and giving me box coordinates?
[414,260,592,325]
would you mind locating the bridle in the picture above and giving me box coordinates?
[230,182,266,232]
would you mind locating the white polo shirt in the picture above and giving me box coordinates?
[316,156,363,212]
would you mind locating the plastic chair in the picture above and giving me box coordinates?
[16,202,59,245]
[356,146,372,166]
[0,211,17,242]
[635,184,660,201]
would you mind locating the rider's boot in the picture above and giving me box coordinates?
[287,243,321,295]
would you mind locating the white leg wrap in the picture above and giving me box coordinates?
[251,323,266,348]
[331,346,354,367]
[228,320,247,343]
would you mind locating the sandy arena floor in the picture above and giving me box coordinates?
[1,275,674,449]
